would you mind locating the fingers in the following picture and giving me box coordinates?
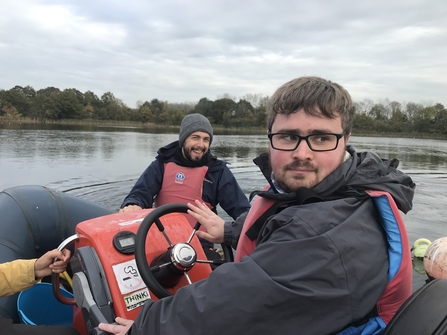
[50,260,68,273]
[194,199,212,212]
[49,249,70,263]
[45,249,64,260]
[187,201,212,220]
[195,231,213,241]
[48,248,71,273]
[61,249,71,262]
[98,323,119,334]
[98,317,133,335]
[188,200,208,212]
[119,205,142,213]
[195,230,224,244]
[115,317,134,326]
[50,266,66,274]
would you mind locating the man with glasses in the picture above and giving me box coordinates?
[100,76,415,335]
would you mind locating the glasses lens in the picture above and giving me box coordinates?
[271,133,300,150]
[308,134,338,151]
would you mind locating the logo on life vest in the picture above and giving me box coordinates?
[175,171,185,184]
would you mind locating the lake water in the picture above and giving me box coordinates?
[1,123,447,291]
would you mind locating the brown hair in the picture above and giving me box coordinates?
[267,76,355,134]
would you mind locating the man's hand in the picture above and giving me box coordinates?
[187,200,225,244]
[99,317,134,335]
[34,249,71,278]
[119,205,143,213]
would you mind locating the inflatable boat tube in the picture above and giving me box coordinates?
[0,185,113,322]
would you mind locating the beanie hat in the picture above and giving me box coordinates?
[179,113,213,146]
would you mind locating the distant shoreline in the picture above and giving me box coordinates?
[1,117,446,140]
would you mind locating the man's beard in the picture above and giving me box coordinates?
[271,159,317,193]
[183,145,207,162]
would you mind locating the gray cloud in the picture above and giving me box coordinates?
[1,0,446,107]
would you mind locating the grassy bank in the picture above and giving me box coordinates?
[1,117,156,127]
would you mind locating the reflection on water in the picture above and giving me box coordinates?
[1,124,447,291]
[350,136,447,172]
[0,121,179,134]
[214,135,447,176]
[213,135,269,158]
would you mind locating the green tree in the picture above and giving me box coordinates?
[193,98,213,121]
[254,104,267,128]
[57,89,84,119]
[32,93,59,120]
[139,105,153,123]
[99,92,129,120]
[29,87,61,120]
[2,87,32,116]
[232,99,255,127]
[13,85,36,99]
[149,99,166,122]
[0,104,22,119]
[101,92,116,105]
[405,102,423,121]
[411,106,437,133]
[83,91,102,118]
[369,103,388,122]
[353,113,375,132]
[212,98,236,125]
[388,109,407,132]
[171,109,186,125]
[433,103,447,134]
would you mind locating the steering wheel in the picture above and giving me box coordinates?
[135,203,233,299]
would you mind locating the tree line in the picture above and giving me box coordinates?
[1,85,446,136]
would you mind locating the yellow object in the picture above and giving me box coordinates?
[412,257,426,275]
[0,259,37,297]
[411,238,431,259]
[59,271,72,288]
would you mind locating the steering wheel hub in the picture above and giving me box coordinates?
[171,243,197,269]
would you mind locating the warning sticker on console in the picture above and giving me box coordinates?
[124,288,150,311]
[112,259,147,295]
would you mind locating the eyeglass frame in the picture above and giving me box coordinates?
[267,131,347,152]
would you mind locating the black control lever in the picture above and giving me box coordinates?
[73,272,117,335]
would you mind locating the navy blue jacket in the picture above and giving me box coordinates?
[121,141,250,221]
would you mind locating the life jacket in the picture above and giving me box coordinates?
[235,188,412,335]
[235,186,273,262]
[154,162,212,229]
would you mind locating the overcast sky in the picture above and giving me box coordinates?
[1,0,446,108]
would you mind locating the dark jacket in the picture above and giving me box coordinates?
[130,146,415,335]
[121,141,250,221]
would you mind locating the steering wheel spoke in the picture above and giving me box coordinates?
[183,272,192,285]
[149,261,172,273]
[160,230,174,247]
[196,258,225,266]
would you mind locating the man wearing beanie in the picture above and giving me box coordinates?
[178,113,214,150]
[120,113,250,253]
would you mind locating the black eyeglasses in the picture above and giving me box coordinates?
[267,132,346,152]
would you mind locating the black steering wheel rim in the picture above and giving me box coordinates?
[135,203,233,299]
